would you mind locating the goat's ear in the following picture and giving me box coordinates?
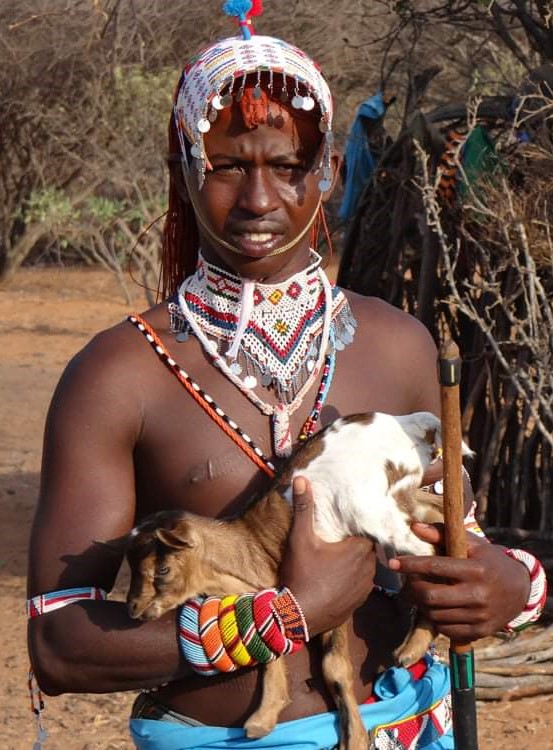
[424,425,443,462]
[154,526,196,549]
[461,440,475,458]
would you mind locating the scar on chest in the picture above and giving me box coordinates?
[185,453,243,484]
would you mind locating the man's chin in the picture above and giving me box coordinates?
[201,236,312,281]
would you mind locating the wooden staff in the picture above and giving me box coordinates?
[438,339,479,750]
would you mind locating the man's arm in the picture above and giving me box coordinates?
[29,322,376,695]
[386,313,533,638]
[27,326,192,695]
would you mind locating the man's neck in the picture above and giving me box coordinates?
[200,242,314,284]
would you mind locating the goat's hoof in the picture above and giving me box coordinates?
[338,717,369,750]
[244,717,273,739]
[338,730,370,750]
[393,647,419,668]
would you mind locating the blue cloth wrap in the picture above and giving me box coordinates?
[129,657,454,749]
[338,92,386,222]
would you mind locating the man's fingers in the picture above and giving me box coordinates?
[389,554,486,581]
[410,522,444,545]
[420,459,443,487]
[417,605,486,626]
[290,475,317,537]
[292,476,311,512]
[411,523,488,551]
[408,581,487,609]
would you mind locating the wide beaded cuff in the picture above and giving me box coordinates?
[177,587,308,675]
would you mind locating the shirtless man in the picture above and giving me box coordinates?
[27,18,545,750]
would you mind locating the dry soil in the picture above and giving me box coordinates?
[1,268,551,749]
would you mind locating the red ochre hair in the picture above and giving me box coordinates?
[159,114,199,299]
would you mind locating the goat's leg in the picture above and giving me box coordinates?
[244,659,291,739]
[321,624,368,750]
[393,611,436,667]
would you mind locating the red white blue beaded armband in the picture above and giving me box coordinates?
[504,549,548,632]
[26,587,108,749]
[26,587,107,618]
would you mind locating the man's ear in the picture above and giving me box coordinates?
[321,152,342,203]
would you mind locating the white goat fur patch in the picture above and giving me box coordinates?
[286,411,458,555]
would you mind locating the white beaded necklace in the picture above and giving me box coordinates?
[176,253,335,457]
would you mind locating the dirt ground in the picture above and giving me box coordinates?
[1,267,552,749]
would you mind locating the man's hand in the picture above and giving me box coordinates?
[389,523,531,642]
[279,476,376,637]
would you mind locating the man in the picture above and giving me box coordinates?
[27,14,545,750]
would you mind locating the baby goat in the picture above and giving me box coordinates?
[115,411,469,749]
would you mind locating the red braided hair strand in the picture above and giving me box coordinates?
[310,204,334,264]
[159,115,200,299]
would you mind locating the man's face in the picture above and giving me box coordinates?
[186,93,332,281]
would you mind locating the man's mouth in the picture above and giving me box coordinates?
[229,231,285,257]
[242,232,275,242]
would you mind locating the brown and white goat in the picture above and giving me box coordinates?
[115,411,469,749]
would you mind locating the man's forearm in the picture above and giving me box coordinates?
[28,600,192,695]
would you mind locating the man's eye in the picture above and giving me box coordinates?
[273,163,308,178]
[274,163,302,171]
[211,164,243,174]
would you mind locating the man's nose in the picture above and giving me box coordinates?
[237,166,279,216]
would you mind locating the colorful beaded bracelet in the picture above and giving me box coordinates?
[219,594,256,668]
[178,597,219,676]
[271,587,310,644]
[198,595,238,673]
[234,593,277,664]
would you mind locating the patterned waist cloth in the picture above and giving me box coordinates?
[130,657,453,749]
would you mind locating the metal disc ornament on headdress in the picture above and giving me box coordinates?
[173,2,334,197]
[292,79,304,109]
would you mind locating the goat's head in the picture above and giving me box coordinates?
[398,410,474,468]
[395,411,442,468]
[107,511,207,621]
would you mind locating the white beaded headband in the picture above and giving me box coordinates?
[173,29,334,193]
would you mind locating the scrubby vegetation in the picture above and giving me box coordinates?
[1,1,552,543]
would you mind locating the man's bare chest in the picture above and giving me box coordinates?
[129,325,408,522]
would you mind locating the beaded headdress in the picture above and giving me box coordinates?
[173,0,334,192]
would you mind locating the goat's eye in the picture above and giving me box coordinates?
[156,566,170,576]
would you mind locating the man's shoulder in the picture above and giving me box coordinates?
[77,303,166,357]
[343,289,432,342]
[58,303,169,397]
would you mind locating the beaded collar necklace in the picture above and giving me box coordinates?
[169,251,356,457]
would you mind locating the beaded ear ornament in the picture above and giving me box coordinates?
[173,0,334,192]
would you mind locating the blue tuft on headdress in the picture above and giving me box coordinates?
[222,0,252,18]
[223,0,254,39]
